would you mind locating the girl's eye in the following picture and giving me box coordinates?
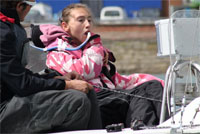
[88,19,91,23]
[78,18,85,23]
[77,17,92,23]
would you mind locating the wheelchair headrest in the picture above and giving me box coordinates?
[31,24,45,48]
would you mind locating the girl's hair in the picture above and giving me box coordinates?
[60,3,93,24]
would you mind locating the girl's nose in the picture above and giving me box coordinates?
[85,20,91,28]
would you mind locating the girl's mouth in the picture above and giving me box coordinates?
[84,31,90,35]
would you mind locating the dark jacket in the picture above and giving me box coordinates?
[0,8,65,103]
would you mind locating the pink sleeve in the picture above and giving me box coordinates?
[46,44,105,80]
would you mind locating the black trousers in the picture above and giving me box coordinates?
[96,80,169,128]
[0,89,102,133]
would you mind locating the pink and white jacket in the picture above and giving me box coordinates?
[39,24,164,92]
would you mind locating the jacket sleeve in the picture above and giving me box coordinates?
[46,43,105,80]
[0,22,65,97]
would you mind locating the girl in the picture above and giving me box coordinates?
[32,3,168,128]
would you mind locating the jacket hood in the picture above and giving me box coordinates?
[39,24,69,47]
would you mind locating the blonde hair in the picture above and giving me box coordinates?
[60,3,93,23]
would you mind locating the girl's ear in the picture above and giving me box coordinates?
[61,22,69,32]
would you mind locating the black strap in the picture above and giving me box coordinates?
[101,62,116,83]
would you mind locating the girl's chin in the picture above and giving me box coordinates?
[81,36,87,42]
[75,35,87,44]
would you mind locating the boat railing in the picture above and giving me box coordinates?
[155,9,200,126]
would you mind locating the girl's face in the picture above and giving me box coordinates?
[62,8,92,45]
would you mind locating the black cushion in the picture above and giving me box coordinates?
[31,24,45,48]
